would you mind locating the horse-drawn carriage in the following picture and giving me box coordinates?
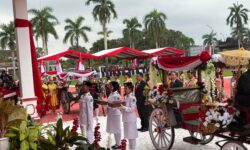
[147,51,250,150]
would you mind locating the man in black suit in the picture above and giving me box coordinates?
[170,72,183,88]
[135,73,149,132]
[235,64,250,107]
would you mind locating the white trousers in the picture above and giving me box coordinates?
[80,125,94,144]
[114,133,121,145]
[129,139,136,150]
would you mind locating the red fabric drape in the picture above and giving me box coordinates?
[15,19,45,117]
[157,56,200,68]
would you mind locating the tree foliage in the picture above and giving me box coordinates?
[226,3,249,47]
[123,17,142,48]
[0,21,16,50]
[86,0,117,50]
[63,16,91,49]
[29,6,59,55]
[144,9,167,48]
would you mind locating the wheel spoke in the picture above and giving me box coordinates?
[152,122,157,127]
[154,133,159,141]
[162,133,168,147]
[163,132,170,143]
[157,134,161,147]
[164,130,171,137]
[153,116,159,125]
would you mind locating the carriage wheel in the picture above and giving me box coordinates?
[149,108,175,150]
[189,131,214,144]
[222,141,247,150]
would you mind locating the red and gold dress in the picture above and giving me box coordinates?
[48,83,59,108]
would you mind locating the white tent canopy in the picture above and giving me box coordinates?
[143,47,185,56]
[92,47,149,59]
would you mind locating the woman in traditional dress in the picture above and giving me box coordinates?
[48,77,59,114]
[124,73,133,84]
[106,81,121,149]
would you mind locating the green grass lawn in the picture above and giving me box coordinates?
[223,70,233,77]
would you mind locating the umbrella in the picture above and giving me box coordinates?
[219,47,250,67]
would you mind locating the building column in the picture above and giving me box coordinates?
[13,0,38,118]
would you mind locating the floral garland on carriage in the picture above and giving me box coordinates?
[145,51,240,134]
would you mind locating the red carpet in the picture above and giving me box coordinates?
[42,78,232,123]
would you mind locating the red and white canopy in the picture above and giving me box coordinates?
[152,51,210,71]
[92,47,149,59]
[37,49,98,61]
[143,47,185,57]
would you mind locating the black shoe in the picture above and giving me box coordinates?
[141,128,149,132]
[137,127,143,131]
[111,144,120,149]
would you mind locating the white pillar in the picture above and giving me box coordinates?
[13,0,38,118]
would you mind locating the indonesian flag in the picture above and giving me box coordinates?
[200,45,205,52]
[76,54,85,71]
[56,59,63,73]
[208,45,212,55]
[133,58,138,66]
[40,60,46,74]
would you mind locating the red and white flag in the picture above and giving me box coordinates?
[133,58,138,66]
[208,45,212,55]
[40,60,46,74]
[76,54,85,71]
[56,59,63,73]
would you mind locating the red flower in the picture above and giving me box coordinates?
[227,106,235,115]
[118,139,127,150]
[200,51,211,63]
[158,84,164,94]
[94,123,101,148]
[167,90,174,96]
[71,118,79,132]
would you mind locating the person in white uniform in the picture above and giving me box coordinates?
[106,81,121,149]
[121,82,138,150]
[78,81,94,144]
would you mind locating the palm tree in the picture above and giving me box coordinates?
[226,3,249,48]
[123,17,142,48]
[29,7,59,55]
[86,0,117,50]
[202,30,217,54]
[231,26,248,45]
[0,22,15,50]
[144,9,167,48]
[97,30,112,37]
[0,21,17,78]
[243,28,250,44]
[63,16,91,50]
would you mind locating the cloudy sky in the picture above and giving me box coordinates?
[1,0,250,54]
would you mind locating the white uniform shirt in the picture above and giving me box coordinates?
[107,91,121,115]
[79,92,93,126]
[122,93,137,122]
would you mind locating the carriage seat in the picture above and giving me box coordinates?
[171,87,201,104]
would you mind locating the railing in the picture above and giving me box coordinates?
[0,62,14,67]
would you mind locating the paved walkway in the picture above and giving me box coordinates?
[60,117,250,150]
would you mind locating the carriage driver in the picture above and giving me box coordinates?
[235,61,250,107]
[79,81,94,144]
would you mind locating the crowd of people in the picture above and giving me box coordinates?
[37,66,246,150]
[0,70,18,90]
[76,73,147,150]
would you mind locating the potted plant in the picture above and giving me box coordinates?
[39,118,106,150]
[5,117,40,150]
[0,100,27,150]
